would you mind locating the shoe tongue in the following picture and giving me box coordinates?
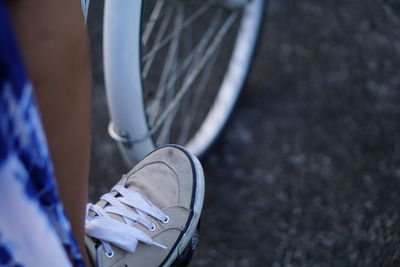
[92,163,178,223]
[92,175,136,223]
[91,191,129,223]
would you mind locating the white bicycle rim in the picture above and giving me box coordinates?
[104,0,264,166]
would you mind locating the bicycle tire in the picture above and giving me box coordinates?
[104,0,264,166]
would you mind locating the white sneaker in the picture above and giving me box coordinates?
[85,145,205,267]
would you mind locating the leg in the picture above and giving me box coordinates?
[7,0,91,260]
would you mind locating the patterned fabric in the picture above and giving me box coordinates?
[81,0,90,21]
[0,1,84,266]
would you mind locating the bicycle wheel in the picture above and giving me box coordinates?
[104,0,264,166]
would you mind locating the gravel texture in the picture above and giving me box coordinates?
[88,1,400,266]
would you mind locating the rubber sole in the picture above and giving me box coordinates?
[170,226,200,267]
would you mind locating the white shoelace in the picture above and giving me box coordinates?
[85,184,168,257]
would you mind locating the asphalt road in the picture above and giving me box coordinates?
[88,1,400,266]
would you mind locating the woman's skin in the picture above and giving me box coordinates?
[7,0,91,264]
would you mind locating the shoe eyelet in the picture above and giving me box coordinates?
[162,216,170,224]
[105,250,114,258]
[149,223,156,232]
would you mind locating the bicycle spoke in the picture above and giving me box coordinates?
[142,0,165,46]
[176,9,223,144]
[142,5,174,79]
[179,12,239,97]
[142,1,214,62]
[177,43,222,144]
[149,11,240,135]
[147,3,183,127]
[163,9,222,90]
[146,10,223,122]
[156,6,185,144]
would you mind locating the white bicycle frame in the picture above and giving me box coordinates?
[103,1,154,166]
[81,0,151,165]
[86,0,264,166]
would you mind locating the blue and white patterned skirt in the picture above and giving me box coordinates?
[0,1,84,266]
